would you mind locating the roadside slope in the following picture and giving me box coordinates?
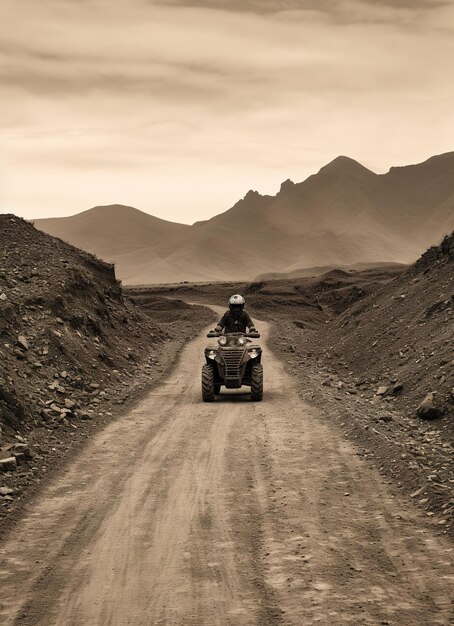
[264,234,453,533]
[321,232,454,421]
[0,215,214,526]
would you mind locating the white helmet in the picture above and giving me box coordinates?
[229,294,245,314]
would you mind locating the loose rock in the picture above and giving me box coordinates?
[416,392,443,420]
[16,335,29,351]
[391,383,404,395]
[0,457,18,472]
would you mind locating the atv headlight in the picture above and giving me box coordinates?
[238,336,247,346]
[249,349,259,358]
[218,336,227,346]
[207,350,217,359]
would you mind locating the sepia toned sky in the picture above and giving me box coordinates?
[1,0,453,223]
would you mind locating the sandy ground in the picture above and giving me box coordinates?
[0,306,453,626]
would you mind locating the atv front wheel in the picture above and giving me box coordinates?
[251,363,263,401]
[202,364,215,402]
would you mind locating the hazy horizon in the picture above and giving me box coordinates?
[2,0,454,224]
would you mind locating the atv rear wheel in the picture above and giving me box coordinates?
[202,364,215,402]
[251,363,263,401]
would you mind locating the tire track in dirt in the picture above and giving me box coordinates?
[0,306,453,625]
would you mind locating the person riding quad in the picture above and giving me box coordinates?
[214,294,257,334]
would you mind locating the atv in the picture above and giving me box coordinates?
[201,330,263,402]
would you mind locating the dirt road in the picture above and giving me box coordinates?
[1,307,453,626]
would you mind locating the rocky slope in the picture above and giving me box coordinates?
[268,233,454,533]
[0,215,165,437]
[0,215,214,525]
[321,232,454,419]
[35,152,454,284]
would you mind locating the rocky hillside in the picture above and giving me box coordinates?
[323,232,454,420]
[257,233,454,532]
[0,215,169,438]
[35,152,454,284]
[0,216,214,521]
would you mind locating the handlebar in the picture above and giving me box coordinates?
[207,330,260,338]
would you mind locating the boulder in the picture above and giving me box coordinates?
[17,335,29,351]
[416,392,443,420]
[0,456,18,472]
[8,443,33,460]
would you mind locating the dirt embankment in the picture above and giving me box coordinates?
[0,216,214,528]
[321,232,454,416]
[268,234,454,535]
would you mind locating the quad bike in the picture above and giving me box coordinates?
[201,330,263,402]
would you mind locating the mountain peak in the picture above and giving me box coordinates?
[59,204,189,228]
[86,204,144,216]
[318,155,375,178]
[244,189,262,200]
[279,179,295,194]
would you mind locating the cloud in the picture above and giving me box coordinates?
[152,0,449,12]
[152,0,333,13]
[152,0,453,26]
[2,1,451,103]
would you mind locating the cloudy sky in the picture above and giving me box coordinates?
[1,0,453,223]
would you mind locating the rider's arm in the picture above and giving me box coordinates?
[244,312,257,332]
[215,312,228,333]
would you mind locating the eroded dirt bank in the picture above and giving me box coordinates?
[0,215,214,531]
[0,309,453,626]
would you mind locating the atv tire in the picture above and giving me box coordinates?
[202,364,215,402]
[214,384,221,395]
[251,363,263,401]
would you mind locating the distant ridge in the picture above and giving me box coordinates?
[34,204,189,263]
[34,152,454,284]
[255,262,408,282]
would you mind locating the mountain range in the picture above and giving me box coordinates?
[34,152,454,284]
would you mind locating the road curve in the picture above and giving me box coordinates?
[0,307,453,626]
